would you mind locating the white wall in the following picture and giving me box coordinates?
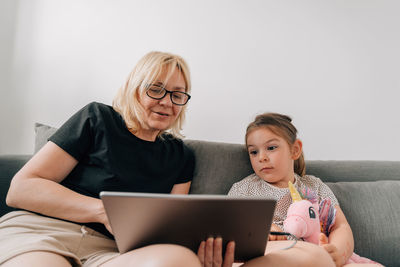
[1,0,399,160]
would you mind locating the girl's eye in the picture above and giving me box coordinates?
[267,146,277,151]
[249,150,258,156]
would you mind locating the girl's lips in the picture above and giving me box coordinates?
[260,167,273,172]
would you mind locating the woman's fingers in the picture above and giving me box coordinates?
[197,237,235,267]
[197,241,206,265]
[213,237,223,266]
[222,241,235,267]
[205,237,214,267]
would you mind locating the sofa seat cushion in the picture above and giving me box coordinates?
[327,180,400,266]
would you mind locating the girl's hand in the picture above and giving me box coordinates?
[197,237,235,267]
[269,223,286,241]
[319,233,343,267]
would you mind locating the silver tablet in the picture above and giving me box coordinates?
[100,191,276,261]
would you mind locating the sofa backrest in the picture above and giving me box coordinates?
[185,139,400,194]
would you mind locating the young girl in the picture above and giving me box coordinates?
[228,112,381,267]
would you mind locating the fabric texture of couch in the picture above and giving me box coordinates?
[0,124,399,266]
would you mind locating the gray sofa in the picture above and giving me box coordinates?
[1,137,400,266]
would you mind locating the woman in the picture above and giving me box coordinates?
[1,51,233,267]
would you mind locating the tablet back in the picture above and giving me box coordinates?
[100,192,276,261]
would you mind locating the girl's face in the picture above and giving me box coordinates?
[137,68,186,141]
[246,127,302,188]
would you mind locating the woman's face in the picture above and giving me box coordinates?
[137,67,186,140]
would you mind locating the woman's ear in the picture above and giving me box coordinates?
[291,139,303,160]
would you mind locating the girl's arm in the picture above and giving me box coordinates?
[319,205,354,266]
[6,141,108,228]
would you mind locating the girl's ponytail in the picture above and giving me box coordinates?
[294,151,306,177]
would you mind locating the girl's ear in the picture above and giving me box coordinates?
[291,139,303,160]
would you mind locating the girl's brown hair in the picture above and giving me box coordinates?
[245,113,306,176]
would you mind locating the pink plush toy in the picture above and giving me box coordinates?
[283,181,380,265]
[283,182,322,244]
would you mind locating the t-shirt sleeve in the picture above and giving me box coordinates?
[48,103,95,161]
[175,143,195,184]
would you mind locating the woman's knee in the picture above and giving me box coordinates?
[151,244,201,267]
[2,251,72,267]
[102,244,201,267]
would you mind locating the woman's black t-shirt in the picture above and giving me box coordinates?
[48,102,195,237]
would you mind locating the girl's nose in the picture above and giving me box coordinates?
[258,151,269,162]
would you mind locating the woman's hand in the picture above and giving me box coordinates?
[319,233,343,267]
[197,237,235,267]
[96,202,113,234]
[269,223,286,241]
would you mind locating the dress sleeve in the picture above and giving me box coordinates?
[315,177,339,207]
[227,180,248,196]
[227,183,239,196]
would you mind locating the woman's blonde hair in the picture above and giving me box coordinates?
[112,51,191,137]
[245,113,306,176]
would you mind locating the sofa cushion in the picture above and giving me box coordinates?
[308,160,400,183]
[326,180,400,266]
[185,140,253,194]
[34,123,58,153]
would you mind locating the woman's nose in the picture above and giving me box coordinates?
[158,93,173,106]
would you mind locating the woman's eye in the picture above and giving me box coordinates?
[172,93,183,100]
[267,146,277,151]
[149,87,164,95]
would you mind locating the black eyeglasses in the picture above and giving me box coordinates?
[146,84,191,106]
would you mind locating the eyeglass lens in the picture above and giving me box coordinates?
[146,86,190,105]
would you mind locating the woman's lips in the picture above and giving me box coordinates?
[154,111,169,117]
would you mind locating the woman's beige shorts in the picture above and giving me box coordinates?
[0,210,119,266]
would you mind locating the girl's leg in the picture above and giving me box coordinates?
[242,240,335,267]
[2,251,72,267]
[100,244,201,267]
